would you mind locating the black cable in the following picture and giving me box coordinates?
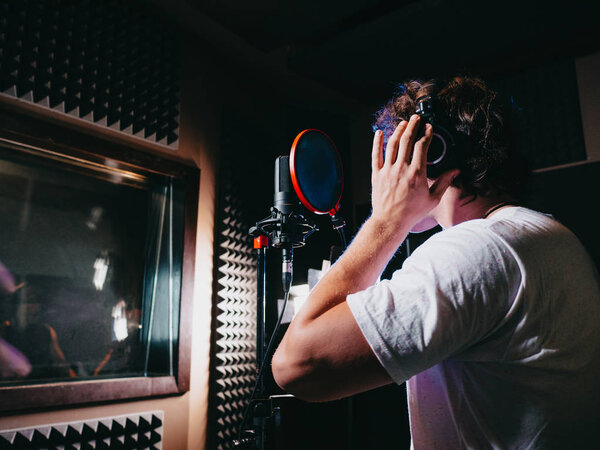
[336,227,347,249]
[236,289,291,445]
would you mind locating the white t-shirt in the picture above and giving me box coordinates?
[347,207,600,449]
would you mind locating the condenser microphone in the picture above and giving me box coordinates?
[272,155,304,250]
[273,155,298,215]
[273,155,301,292]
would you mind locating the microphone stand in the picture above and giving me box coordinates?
[234,206,316,449]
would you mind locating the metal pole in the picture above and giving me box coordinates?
[254,235,269,398]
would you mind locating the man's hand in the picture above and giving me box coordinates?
[371,114,457,233]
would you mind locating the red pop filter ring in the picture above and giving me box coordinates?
[289,129,344,216]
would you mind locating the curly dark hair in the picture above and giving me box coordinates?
[373,76,531,200]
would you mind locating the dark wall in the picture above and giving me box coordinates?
[523,162,600,270]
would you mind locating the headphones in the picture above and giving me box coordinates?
[415,93,464,179]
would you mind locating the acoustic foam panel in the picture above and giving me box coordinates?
[210,110,261,448]
[0,0,181,148]
[0,410,163,449]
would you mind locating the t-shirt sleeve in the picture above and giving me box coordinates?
[346,224,522,384]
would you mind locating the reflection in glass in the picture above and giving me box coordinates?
[0,141,184,386]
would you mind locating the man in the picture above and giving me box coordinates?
[272,77,600,448]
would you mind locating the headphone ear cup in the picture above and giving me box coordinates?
[426,124,456,179]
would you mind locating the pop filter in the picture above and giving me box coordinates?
[289,129,343,216]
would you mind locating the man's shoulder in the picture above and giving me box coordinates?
[405,207,552,274]
[411,206,587,282]
[405,218,519,277]
[430,206,561,247]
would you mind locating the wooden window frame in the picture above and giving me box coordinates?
[0,106,198,412]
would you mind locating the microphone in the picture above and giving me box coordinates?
[274,156,301,293]
[272,156,306,252]
[274,156,297,216]
[250,155,318,293]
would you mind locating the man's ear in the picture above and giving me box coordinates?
[450,170,462,188]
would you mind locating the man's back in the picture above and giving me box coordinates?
[409,207,600,448]
[349,207,600,448]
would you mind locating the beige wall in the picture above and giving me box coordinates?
[179,36,221,450]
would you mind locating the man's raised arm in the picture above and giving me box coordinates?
[271,115,457,401]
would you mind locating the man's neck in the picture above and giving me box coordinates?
[435,188,514,228]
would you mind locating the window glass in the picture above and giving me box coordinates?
[0,142,184,385]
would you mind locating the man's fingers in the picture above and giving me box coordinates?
[430,169,460,200]
[385,120,407,165]
[412,123,433,172]
[372,130,384,171]
[398,114,421,164]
